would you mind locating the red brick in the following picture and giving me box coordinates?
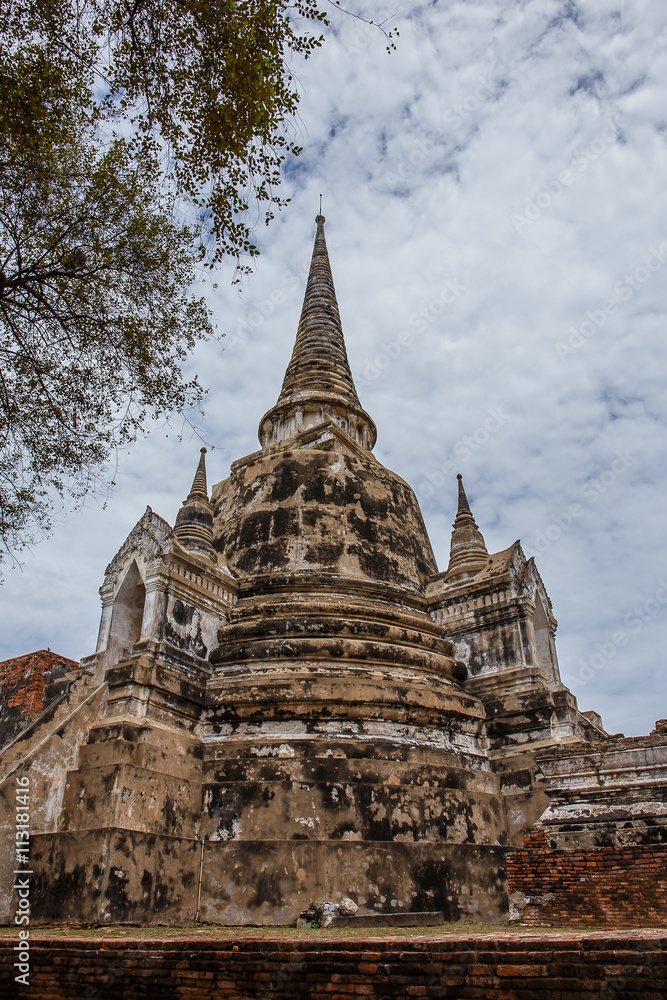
[497,964,548,977]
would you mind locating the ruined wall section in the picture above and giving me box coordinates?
[508,829,667,927]
[531,724,667,850]
[507,722,667,925]
[0,651,80,751]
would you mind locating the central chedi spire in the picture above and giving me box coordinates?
[259,215,377,450]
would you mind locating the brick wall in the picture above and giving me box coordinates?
[0,932,665,999]
[0,650,79,749]
[507,828,667,926]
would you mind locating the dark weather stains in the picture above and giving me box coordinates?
[213,448,438,590]
[164,600,208,659]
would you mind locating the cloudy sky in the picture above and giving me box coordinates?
[2,0,666,737]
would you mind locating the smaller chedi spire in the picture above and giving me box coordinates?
[445,474,489,582]
[174,448,214,559]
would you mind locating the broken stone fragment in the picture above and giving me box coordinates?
[299,897,358,927]
[315,901,339,927]
[297,903,318,928]
[337,896,358,915]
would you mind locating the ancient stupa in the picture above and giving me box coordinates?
[2,216,663,928]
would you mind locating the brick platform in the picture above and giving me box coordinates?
[0,929,665,998]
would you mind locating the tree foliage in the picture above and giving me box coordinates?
[0,135,210,560]
[0,0,333,565]
[3,0,331,263]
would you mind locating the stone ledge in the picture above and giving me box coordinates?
[331,911,445,928]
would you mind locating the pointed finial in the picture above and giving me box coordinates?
[174,448,214,559]
[319,193,322,214]
[186,447,208,502]
[258,206,376,452]
[445,475,489,582]
[456,473,472,517]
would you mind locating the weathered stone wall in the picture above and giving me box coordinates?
[198,841,508,926]
[507,828,667,927]
[27,831,200,925]
[0,675,107,924]
[0,931,665,999]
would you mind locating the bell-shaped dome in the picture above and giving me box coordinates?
[213,437,437,593]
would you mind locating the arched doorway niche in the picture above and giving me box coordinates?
[533,592,559,685]
[107,561,146,662]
